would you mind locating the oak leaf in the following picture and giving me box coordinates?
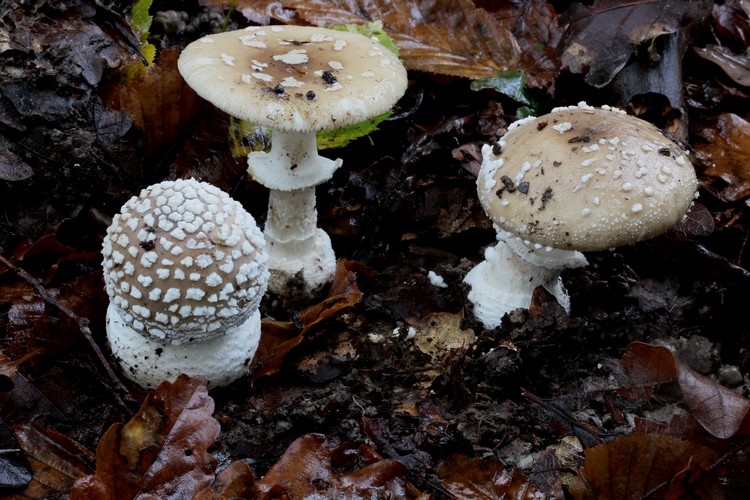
[621,342,750,439]
[70,375,220,499]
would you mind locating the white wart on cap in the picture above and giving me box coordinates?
[177,25,408,133]
[477,103,698,252]
[101,178,269,387]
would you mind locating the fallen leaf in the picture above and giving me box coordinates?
[252,259,364,378]
[437,453,543,499]
[103,48,201,160]
[193,460,258,500]
[560,0,710,87]
[70,375,220,499]
[694,45,750,87]
[621,342,750,439]
[694,113,750,202]
[11,423,95,498]
[567,434,720,499]
[255,433,416,498]
[0,419,32,489]
[234,0,521,79]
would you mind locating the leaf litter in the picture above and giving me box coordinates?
[3,0,750,498]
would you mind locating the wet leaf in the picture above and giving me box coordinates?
[193,461,258,500]
[694,113,750,202]
[252,260,364,378]
[621,342,750,439]
[694,45,750,87]
[567,434,720,499]
[471,69,532,105]
[255,433,415,498]
[103,48,201,159]
[235,0,520,79]
[437,454,543,499]
[71,375,220,499]
[12,423,95,498]
[0,419,32,489]
[560,0,710,87]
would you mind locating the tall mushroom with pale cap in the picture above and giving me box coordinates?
[101,178,269,388]
[177,25,408,297]
[465,102,698,329]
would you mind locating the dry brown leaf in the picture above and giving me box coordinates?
[621,342,750,439]
[252,259,364,378]
[10,424,94,499]
[437,454,544,499]
[694,113,750,202]
[567,434,720,499]
[233,0,520,79]
[70,375,220,499]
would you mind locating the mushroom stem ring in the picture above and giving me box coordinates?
[248,129,340,296]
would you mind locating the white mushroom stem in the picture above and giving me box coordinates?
[247,129,340,296]
[107,303,261,389]
[464,231,588,329]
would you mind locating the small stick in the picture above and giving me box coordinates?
[0,253,135,410]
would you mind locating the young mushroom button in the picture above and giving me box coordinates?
[177,26,408,298]
[464,102,698,329]
[101,178,269,388]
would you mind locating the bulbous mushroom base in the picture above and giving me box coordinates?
[464,236,587,329]
[266,228,336,298]
[106,303,261,389]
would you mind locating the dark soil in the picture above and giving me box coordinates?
[3,0,750,498]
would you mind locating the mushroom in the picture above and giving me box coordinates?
[464,102,698,329]
[177,26,408,297]
[101,178,269,388]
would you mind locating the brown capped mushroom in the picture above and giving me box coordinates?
[101,178,269,388]
[178,26,408,298]
[465,102,698,328]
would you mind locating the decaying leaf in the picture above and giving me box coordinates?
[0,419,33,489]
[11,424,94,498]
[567,434,721,499]
[621,342,750,439]
[252,259,365,379]
[437,454,544,499]
[560,0,711,87]
[103,48,201,159]
[694,113,750,202]
[694,45,750,87]
[234,0,520,79]
[70,375,220,499]
[256,433,417,498]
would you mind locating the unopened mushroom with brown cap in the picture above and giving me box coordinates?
[178,26,408,297]
[465,102,698,329]
[101,178,269,388]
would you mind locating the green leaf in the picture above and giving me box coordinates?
[471,69,531,105]
[332,20,400,56]
[317,111,392,149]
[130,0,154,38]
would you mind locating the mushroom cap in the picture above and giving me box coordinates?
[101,178,269,344]
[177,25,408,132]
[476,103,698,252]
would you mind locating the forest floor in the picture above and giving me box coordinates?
[2,0,750,498]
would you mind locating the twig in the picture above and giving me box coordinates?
[0,253,134,411]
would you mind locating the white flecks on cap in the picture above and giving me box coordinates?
[177,26,408,132]
[474,104,698,252]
